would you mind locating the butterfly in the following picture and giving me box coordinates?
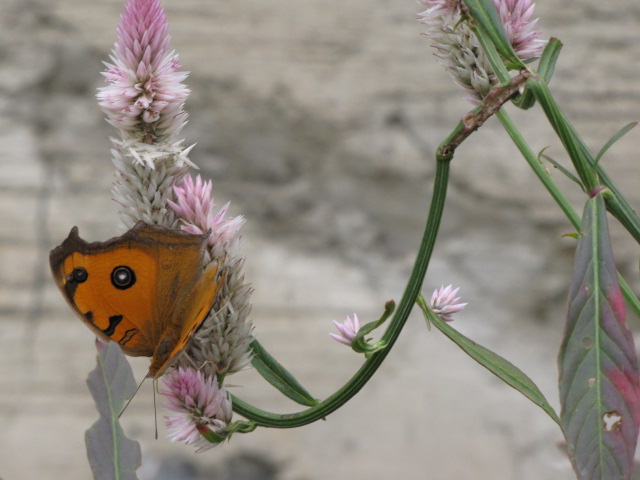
[49,221,222,378]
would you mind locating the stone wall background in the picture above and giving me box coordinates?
[1,0,639,479]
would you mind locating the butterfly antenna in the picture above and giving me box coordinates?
[118,374,148,419]
[153,378,159,440]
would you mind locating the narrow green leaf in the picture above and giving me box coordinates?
[537,38,563,83]
[513,38,563,110]
[463,0,523,68]
[619,270,640,325]
[511,85,536,111]
[472,20,511,84]
[354,301,395,341]
[594,122,638,166]
[85,340,141,480]
[558,193,640,479]
[416,296,560,424]
[351,301,395,354]
[540,153,582,187]
[250,340,318,407]
[527,77,599,191]
[592,153,640,245]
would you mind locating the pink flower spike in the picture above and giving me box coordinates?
[168,173,253,379]
[330,313,362,346]
[97,0,189,143]
[169,174,246,258]
[419,0,545,102]
[493,0,545,60]
[161,367,233,452]
[430,285,468,322]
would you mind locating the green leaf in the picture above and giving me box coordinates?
[563,232,581,240]
[513,38,563,110]
[463,0,523,69]
[351,301,395,355]
[594,122,638,166]
[250,339,318,407]
[540,152,582,187]
[416,296,560,424]
[537,38,563,83]
[527,77,599,191]
[85,340,141,480]
[558,193,640,479]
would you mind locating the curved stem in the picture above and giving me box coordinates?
[232,159,451,428]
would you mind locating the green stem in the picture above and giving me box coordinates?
[496,109,578,226]
[496,109,640,319]
[471,18,512,84]
[478,24,640,318]
[463,0,523,70]
[527,78,599,192]
[527,78,640,244]
[232,159,451,427]
[467,0,640,248]
[475,15,640,245]
[437,71,530,161]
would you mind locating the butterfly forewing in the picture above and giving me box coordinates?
[57,247,158,356]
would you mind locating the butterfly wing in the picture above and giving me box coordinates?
[49,222,210,359]
[50,240,157,356]
[149,261,223,378]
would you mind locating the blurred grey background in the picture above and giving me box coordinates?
[1,0,639,479]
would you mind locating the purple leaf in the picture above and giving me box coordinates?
[85,339,141,480]
[559,193,640,479]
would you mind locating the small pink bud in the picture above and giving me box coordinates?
[330,313,362,346]
[430,285,467,322]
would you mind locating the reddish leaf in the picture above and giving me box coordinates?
[559,193,640,479]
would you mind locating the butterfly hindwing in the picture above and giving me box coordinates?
[149,261,222,377]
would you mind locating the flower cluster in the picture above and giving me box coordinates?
[330,313,362,346]
[111,140,193,229]
[97,0,189,143]
[169,174,254,378]
[99,0,252,450]
[162,368,233,452]
[430,284,467,322]
[331,286,467,348]
[494,0,545,60]
[169,175,247,262]
[419,0,545,102]
[100,0,193,229]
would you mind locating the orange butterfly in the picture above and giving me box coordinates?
[50,221,222,378]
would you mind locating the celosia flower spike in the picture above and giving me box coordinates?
[168,174,246,260]
[430,285,467,322]
[330,313,362,346]
[101,0,195,228]
[419,0,545,102]
[169,174,253,378]
[162,367,233,452]
[494,0,545,60]
[102,0,253,387]
[98,0,189,143]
